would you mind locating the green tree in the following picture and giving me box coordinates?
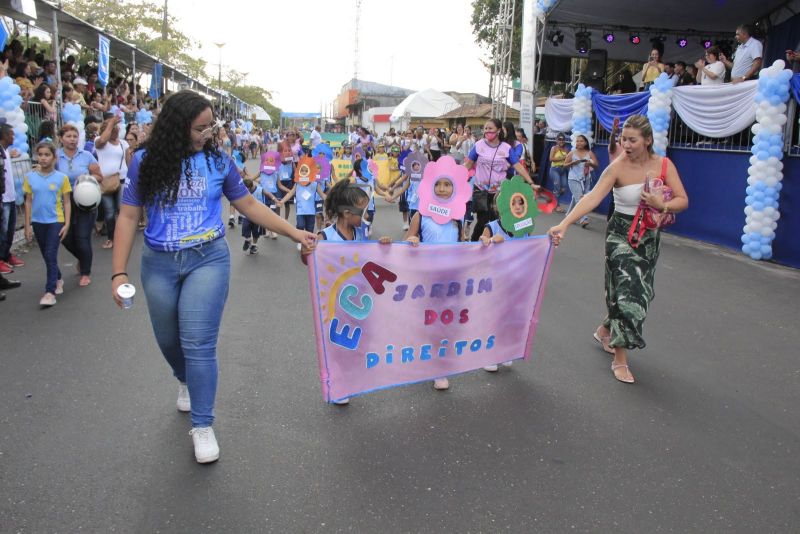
[61,0,207,80]
[220,70,281,124]
[470,0,523,79]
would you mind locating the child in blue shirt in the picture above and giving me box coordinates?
[241,178,263,255]
[403,176,463,391]
[279,179,327,249]
[258,168,281,239]
[23,141,72,306]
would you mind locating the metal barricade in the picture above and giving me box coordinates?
[23,101,56,143]
[10,155,33,238]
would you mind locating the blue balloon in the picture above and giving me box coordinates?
[752,201,765,211]
[757,151,769,160]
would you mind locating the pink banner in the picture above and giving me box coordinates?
[307,238,554,402]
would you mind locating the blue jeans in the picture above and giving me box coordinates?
[140,238,231,428]
[566,177,590,223]
[0,201,16,261]
[100,193,119,242]
[549,166,568,197]
[32,222,63,293]
[62,201,95,275]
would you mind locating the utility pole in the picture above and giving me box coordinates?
[214,42,225,111]
[161,0,168,40]
[353,0,361,81]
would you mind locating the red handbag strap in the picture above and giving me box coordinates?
[627,206,647,248]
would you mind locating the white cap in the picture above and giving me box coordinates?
[73,77,88,85]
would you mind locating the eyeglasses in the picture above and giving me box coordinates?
[193,127,213,137]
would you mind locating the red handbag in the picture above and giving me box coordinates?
[627,157,675,248]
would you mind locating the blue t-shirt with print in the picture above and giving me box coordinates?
[123,150,249,251]
[22,170,71,224]
[295,182,318,216]
[56,148,99,187]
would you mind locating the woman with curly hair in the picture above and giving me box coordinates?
[111,90,316,464]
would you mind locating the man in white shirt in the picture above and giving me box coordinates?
[721,24,763,84]
[664,63,679,87]
[310,125,322,149]
[348,126,360,146]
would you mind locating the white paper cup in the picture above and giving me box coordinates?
[117,283,136,309]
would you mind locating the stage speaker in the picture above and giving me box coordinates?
[586,49,607,79]
[539,55,572,82]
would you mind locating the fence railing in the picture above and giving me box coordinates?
[591,114,754,154]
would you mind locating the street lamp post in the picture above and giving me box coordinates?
[214,42,225,114]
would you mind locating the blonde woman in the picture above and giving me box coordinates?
[548,115,688,384]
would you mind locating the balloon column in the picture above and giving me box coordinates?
[570,83,594,147]
[741,60,793,261]
[61,102,86,148]
[0,76,30,156]
[646,73,674,156]
[135,108,153,125]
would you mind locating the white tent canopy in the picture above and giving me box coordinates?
[390,89,460,121]
[252,106,272,122]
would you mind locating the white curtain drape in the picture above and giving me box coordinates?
[671,81,757,138]
[544,98,574,133]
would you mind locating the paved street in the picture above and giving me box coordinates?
[2,162,799,532]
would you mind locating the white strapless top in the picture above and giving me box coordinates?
[613,184,643,215]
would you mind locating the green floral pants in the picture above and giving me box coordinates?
[602,212,661,350]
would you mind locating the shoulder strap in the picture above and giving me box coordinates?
[660,157,669,180]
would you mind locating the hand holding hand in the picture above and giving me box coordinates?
[378,236,392,244]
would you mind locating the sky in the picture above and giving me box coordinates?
[168,0,492,112]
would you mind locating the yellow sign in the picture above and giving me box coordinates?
[330,159,353,183]
[373,153,391,188]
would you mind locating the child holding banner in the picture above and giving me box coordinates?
[303,179,391,404]
[404,162,467,391]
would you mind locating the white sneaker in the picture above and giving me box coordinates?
[189,426,219,464]
[483,365,499,372]
[402,223,409,230]
[433,378,450,390]
[177,383,191,412]
[55,280,64,295]
[39,292,56,307]
[501,361,513,367]
[333,398,350,405]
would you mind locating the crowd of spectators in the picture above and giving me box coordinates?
[606,23,765,94]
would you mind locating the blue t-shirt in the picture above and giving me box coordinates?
[320,224,366,242]
[56,148,99,187]
[278,163,293,182]
[486,219,513,239]
[260,172,278,193]
[23,170,71,224]
[355,172,375,210]
[419,215,459,243]
[123,150,249,251]
[407,180,420,210]
[295,182,318,216]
